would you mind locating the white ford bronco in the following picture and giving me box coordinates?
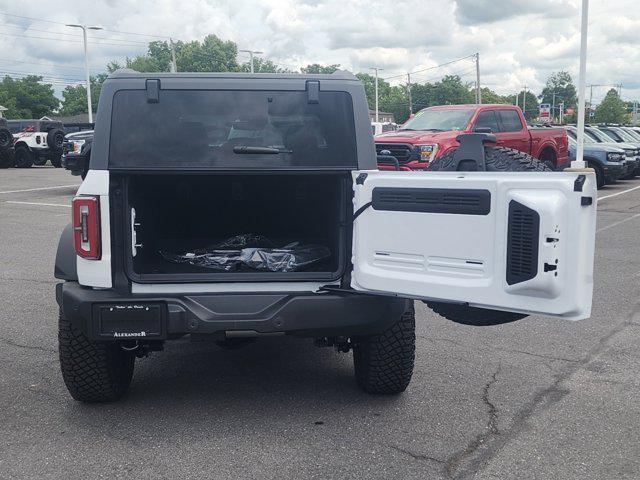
[54,70,597,403]
[8,117,65,168]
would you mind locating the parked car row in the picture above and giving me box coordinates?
[565,125,640,188]
[0,117,94,169]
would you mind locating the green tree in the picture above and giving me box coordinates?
[480,87,509,104]
[411,75,475,112]
[595,89,627,123]
[238,58,291,73]
[59,74,107,116]
[540,71,577,120]
[506,90,539,121]
[300,64,340,74]
[0,75,58,118]
[110,35,239,73]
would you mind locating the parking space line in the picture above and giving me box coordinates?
[5,201,71,208]
[597,213,640,234]
[0,184,78,195]
[597,184,640,202]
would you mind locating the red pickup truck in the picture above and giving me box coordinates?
[375,104,569,170]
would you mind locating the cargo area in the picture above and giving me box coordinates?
[125,174,350,282]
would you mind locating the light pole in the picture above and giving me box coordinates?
[371,67,383,123]
[475,52,481,104]
[574,0,589,169]
[67,24,102,123]
[239,50,263,73]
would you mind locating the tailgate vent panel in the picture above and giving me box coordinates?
[372,187,491,215]
[506,200,540,285]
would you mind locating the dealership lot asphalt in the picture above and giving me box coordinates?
[1,167,639,480]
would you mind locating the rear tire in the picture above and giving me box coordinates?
[353,302,415,394]
[58,311,135,403]
[14,146,34,168]
[427,146,551,325]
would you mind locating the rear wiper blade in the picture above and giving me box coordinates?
[232,146,292,154]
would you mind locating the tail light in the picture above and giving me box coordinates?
[73,196,101,259]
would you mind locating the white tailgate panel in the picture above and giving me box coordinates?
[351,170,597,320]
[76,170,112,288]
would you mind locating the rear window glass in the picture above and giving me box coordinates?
[109,89,357,169]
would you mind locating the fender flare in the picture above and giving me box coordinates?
[54,223,77,281]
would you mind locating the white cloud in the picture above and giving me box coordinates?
[0,0,637,103]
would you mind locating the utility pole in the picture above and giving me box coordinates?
[574,0,589,169]
[371,67,383,123]
[407,72,413,115]
[589,84,593,120]
[169,38,178,73]
[559,101,564,124]
[522,86,527,117]
[475,52,481,104]
[66,24,102,124]
[240,50,263,74]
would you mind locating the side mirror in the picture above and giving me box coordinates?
[474,127,493,134]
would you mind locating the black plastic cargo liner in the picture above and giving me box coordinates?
[122,173,350,283]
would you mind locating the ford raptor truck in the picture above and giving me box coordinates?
[54,70,597,402]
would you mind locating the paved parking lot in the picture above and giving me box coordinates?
[1,167,640,479]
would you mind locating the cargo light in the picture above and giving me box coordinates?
[72,196,101,259]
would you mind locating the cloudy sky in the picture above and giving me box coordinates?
[0,0,638,105]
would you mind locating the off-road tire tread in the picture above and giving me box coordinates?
[58,311,134,403]
[353,303,415,394]
[428,146,552,173]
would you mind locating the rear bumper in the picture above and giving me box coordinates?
[56,282,408,341]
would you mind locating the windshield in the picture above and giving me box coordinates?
[109,89,357,169]
[614,128,640,143]
[587,128,617,143]
[622,129,640,141]
[566,129,596,143]
[400,108,475,132]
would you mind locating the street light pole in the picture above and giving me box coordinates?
[239,50,263,74]
[67,24,102,123]
[475,52,481,104]
[371,67,383,123]
[574,0,589,169]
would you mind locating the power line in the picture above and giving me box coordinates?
[2,23,150,45]
[0,69,84,81]
[0,57,103,70]
[382,53,477,81]
[0,11,172,39]
[0,31,149,47]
